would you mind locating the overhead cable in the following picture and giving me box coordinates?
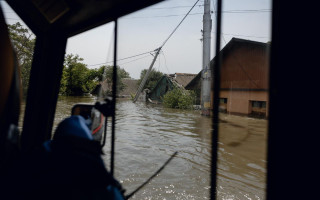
[212,0,260,88]
[160,0,201,48]
[118,54,152,66]
[148,5,204,10]
[91,0,201,68]
[88,49,156,67]
[122,9,271,19]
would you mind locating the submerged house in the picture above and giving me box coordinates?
[148,73,197,102]
[118,78,139,98]
[172,73,197,88]
[96,78,139,98]
[186,38,270,117]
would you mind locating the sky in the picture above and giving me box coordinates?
[1,0,272,79]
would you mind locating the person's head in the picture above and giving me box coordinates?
[53,115,93,141]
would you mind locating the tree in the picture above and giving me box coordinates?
[100,65,131,96]
[59,56,130,96]
[87,66,105,82]
[137,69,163,90]
[7,22,35,96]
[60,54,86,95]
[60,54,104,96]
[162,87,196,109]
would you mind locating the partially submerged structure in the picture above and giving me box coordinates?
[148,73,197,102]
[171,73,197,88]
[118,78,139,98]
[1,1,320,199]
[186,38,270,117]
[97,78,139,98]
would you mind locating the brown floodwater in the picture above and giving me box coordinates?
[19,96,267,200]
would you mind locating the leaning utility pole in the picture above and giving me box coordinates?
[201,0,212,116]
[132,0,199,104]
[133,47,161,103]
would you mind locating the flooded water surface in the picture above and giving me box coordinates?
[22,96,267,200]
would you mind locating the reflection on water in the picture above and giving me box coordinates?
[19,96,97,132]
[218,114,267,200]
[19,97,267,199]
[106,100,212,200]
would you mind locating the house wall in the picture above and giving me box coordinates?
[220,90,268,117]
[220,43,269,90]
[211,39,270,118]
[118,79,139,98]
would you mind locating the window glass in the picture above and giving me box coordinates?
[116,0,211,199]
[52,22,115,133]
[39,0,272,199]
[1,1,36,131]
[252,101,261,108]
[216,0,271,199]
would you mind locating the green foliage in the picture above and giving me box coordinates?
[88,66,105,82]
[7,22,35,96]
[101,65,131,96]
[137,69,163,90]
[130,93,135,100]
[6,23,131,97]
[60,54,104,96]
[162,87,196,109]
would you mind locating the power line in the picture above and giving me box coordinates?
[118,54,152,66]
[160,0,200,48]
[211,0,260,89]
[148,5,204,10]
[133,0,200,102]
[213,32,269,39]
[123,12,203,19]
[88,49,156,67]
[73,1,202,69]
[122,9,271,19]
[157,51,161,71]
[221,9,271,13]
[161,51,170,74]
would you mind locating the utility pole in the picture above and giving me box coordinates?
[133,47,161,103]
[201,0,212,116]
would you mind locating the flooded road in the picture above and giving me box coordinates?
[20,96,267,199]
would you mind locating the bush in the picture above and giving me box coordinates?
[138,69,164,90]
[162,87,195,109]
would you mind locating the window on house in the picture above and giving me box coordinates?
[219,98,227,104]
[216,0,271,199]
[252,101,267,108]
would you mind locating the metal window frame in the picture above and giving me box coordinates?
[210,0,222,199]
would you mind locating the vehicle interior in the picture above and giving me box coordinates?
[0,0,319,199]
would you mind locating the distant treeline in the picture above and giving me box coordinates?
[7,22,165,97]
[59,54,132,96]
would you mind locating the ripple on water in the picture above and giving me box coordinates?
[43,98,267,200]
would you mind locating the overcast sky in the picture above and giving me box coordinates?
[1,0,271,79]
